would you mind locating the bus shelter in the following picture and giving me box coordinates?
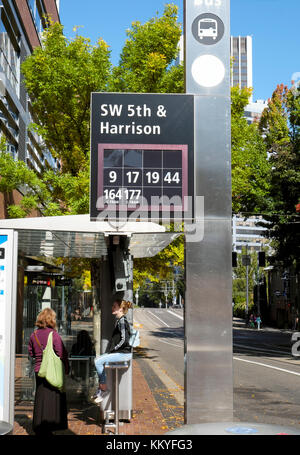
[0,214,179,426]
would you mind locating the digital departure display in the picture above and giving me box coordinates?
[97,144,188,211]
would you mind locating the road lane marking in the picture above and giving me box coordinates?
[234,357,300,376]
[147,310,170,327]
[159,339,183,348]
[234,343,291,356]
[140,310,165,329]
[167,310,184,321]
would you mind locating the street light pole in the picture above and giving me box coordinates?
[164,282,168,309]
[135,287,139,307]
[61,264,65,333]
[257,251,261,317]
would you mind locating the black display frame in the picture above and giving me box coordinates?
[90,93,194,221]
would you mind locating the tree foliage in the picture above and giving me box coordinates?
[231,86,271,214]
[109,5,182,94]
[259,84,300,267]
[133,234,184,288]
[21,22,111,175]
[0,137,56,218]
[0,4,286,282]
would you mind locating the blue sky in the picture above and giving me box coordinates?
[60,0,300,101]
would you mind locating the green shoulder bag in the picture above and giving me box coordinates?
[35,330,65,392]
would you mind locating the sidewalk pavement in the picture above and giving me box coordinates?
[233,317,297,334]
[14,359,177,436]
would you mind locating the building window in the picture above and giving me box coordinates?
[232,40,238,53]
[6,143,18,160]
[27,0,44,36]
[0,19,19,94]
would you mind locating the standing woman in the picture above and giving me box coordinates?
[93,299,133,403]
[28,308,69,436]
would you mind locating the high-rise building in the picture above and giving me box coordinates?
[0,0,60,176]
[232,215,270,253]
[244,99,268,125]
[230,36,253,93]
[230,37,268,123]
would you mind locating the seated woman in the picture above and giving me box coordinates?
[93,299,132,403]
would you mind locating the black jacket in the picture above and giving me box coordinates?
[109,316,131,353]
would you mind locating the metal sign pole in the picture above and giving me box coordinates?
[184,0,233,423]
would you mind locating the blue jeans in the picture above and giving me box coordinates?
[94,352,132,384]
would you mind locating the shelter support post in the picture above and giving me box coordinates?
[99,236,133,422]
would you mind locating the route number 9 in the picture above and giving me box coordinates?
[109,171,117,183]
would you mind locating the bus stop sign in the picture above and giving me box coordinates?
[90,93,194,221]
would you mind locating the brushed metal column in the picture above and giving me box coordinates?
[100,241,133,420]
[184,0,233,423]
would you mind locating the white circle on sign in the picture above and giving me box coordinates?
[191,54,225,88]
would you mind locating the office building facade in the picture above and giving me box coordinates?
[0,0,60,176]
[232,215,270,253]
[244,99,268,125]
[230,35,253,94]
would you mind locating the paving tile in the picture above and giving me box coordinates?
[14,359,168,436]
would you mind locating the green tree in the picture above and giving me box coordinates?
[0,6,273,285]
[0,137,57,218]
[0,23,111,216]
[259,84,300,267]
[109,4,186,284]
[231,86,271,214]
[133,234,184,288]
[21,22,111,176]
[0,23,111,290]
[109,4,183,94]
[114,6,270,282]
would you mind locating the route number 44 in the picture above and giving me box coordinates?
[164,172,180,184]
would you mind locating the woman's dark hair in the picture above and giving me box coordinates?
[77,330,93,349]
[71,330,94,356]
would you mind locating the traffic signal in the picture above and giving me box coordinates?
[232,252,237,268]
[258,252,266,267]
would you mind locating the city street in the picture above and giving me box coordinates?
[0,0,298,440]
[134,307,184,389]
[134,308,185,428]
[134,308,300,429]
